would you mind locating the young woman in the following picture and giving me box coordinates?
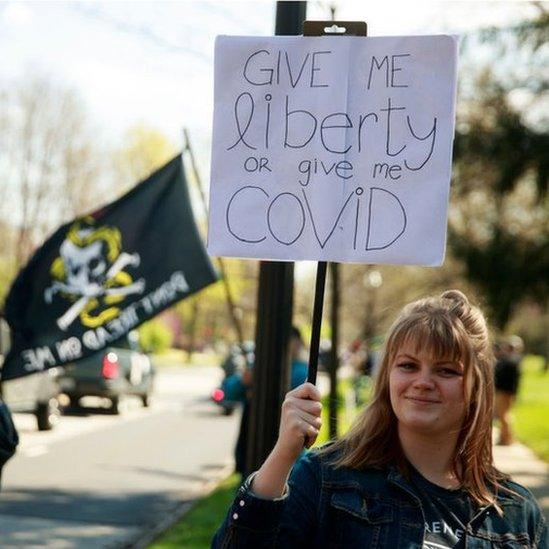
[213,291,547,548]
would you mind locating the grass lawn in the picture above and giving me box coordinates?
[512,355,549,462]
[150,474,241,549]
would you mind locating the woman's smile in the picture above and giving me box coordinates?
[404,395,442,404]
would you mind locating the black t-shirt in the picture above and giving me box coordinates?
[411,470,475,549]
[494,356,521,394]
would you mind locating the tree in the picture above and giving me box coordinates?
[450,12,548,330]
[175,258,258,352]
[113,124,177,190]
[0,75,104,272]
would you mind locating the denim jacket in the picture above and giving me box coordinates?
[212,449,547,548]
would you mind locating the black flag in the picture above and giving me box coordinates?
[2,154,217,380]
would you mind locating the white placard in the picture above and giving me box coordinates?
[208,35,458,266]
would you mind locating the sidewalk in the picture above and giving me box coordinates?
[493,440,549,520]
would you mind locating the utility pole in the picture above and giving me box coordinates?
[246,1,307,475]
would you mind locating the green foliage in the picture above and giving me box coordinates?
[0,255,17,311]
[450,14,548,331]
[513,355,549,462]
[113,124,178,193]
[175,259,258,350]
[150,474,240,549]
[316,378,371,444]
[450,226,548,330]
[137,319,173,354]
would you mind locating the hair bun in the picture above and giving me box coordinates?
[441,289,470,308]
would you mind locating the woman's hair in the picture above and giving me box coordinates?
[324,290,508,507]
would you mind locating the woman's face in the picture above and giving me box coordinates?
[389,341,466,437]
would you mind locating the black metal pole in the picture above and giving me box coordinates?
[275,1,307,34]
[306,261,327,384]
[245,1,306,476]
[328,262,339,438]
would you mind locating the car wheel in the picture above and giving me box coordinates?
[36,398,61,431]
[109,396,120,415]
[141,393,150,408]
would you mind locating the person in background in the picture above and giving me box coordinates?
[346,340,376,406]
[289,326,308,390]
[233,357,254,478]
[234,326,308,478]
[494,335,524,446]
[214,291,546,548]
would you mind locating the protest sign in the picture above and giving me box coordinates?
[208,35,458,266]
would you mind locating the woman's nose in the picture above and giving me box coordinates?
[412,370,436,390]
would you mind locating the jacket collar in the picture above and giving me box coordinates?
[387,467,421,505]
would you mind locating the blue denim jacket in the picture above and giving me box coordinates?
[212,449,547,548]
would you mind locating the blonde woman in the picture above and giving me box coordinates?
[213,291,546,548]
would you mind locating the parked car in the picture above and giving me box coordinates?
[0,318,62,431]
[59,331,154,414]
[211,342,254,416]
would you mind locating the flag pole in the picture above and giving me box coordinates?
[182,128,247,351]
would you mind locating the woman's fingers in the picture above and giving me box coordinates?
[282,401,322,441]
[294,409,323,429]
[284,395,322,416]
[292,418,319,443]
[288,382,321,402]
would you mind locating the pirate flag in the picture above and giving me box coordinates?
[2,154,217,380]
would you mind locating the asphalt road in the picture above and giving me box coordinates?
[0,365,239,548]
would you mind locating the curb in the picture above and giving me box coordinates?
[122,462,235,549]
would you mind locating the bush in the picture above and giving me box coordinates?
[138,319,173,354]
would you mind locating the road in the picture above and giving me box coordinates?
[0,365,239,548]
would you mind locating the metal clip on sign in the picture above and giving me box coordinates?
[303,20,367,386]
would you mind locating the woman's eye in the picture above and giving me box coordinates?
[398,362,416,371]
[438,368,461,377]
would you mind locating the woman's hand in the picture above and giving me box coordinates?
[274,382,323,463]
[251,383,322,499]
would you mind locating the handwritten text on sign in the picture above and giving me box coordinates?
[208,35,458,265]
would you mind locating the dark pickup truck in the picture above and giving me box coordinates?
[58,331,154,414]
